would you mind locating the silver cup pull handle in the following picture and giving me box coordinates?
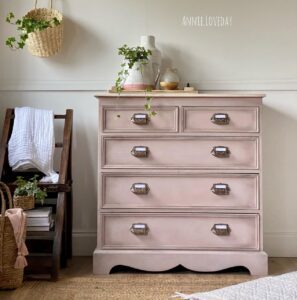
[131,183,150,195]
[131,113,149,125]
[211,224,231,236]
[211,183,230,195]
[130,223,149,235]
[211,146,230,158]
[211,113,230,125]
[131,146,149,158]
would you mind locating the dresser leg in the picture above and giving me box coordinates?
[93,250,114,275]
[245,252,269,276]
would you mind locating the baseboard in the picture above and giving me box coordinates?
[72,230,97,256]
[72,231,297,257]
[264,232,297,257]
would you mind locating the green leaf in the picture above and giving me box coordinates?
[17,41,25,49]
[7,37,16,42]
[5,13,60,51]
[6,12,15,23]
[14,175,47,204]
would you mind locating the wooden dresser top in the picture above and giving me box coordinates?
[95,92,266,99]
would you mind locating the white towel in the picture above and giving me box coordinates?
[8,107,59,183]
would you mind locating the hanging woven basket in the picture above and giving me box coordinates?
[25,0,63,57]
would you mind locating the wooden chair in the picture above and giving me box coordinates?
[0,108,73,280]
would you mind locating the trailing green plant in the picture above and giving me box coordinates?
[14,175,47,205]
[144,88,157,117]
[5,12,60,50]
[115,44,156,117]
[115,44,152,93]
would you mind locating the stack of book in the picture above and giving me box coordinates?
[26,207,54,231]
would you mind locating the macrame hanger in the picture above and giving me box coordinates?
[35,0,53,10]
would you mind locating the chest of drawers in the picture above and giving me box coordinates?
[93,93,268,275]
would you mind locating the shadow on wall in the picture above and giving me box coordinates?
[262,103,297,233]
[72,124,98,230]
[42,16,105,68]
[159,43,201,89]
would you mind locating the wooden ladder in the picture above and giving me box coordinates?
[0,108,73,280]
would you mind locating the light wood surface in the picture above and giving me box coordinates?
[0,257,296,300]
[96,92,266,98]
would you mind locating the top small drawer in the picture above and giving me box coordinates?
[102,106,178,133]
[183,107,259,133]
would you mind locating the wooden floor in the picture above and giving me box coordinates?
[0,257,297,300]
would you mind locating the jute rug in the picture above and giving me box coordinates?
[0,273,252,300]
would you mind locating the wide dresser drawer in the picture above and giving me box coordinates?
[103,137,259,169]
[183,106,259,133]
[103,174,259,209]
[102,106,178,133]
[101,213,259,250]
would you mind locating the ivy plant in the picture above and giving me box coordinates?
[144,88,157,118]
[115,44,156,117]
[5,12,60,50]
[14,175,47,205]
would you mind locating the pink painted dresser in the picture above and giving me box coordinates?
[93,93,268,275]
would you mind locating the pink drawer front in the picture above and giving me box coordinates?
[101,213,259,250]
[183,106,259,133]
[103,137,259,169]
[102,106,178,132]
[102,174,259,209]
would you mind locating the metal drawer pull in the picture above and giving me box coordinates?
[211,113,230,125]
[211,146,230,158]
[131,146,149,158]
[130,183,150,195]
[211,183,230,195]
[131,113,149,125]
[211,224,231,236]
[130,223,149,235]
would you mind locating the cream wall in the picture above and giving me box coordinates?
[0,0,297,256]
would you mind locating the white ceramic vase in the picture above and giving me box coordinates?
[140,35,162,88]
[123,60,154,90]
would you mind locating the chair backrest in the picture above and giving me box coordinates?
[0,108,73,186]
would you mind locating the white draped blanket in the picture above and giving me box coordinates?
[174,272,297,300]
[8,107,59,183]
